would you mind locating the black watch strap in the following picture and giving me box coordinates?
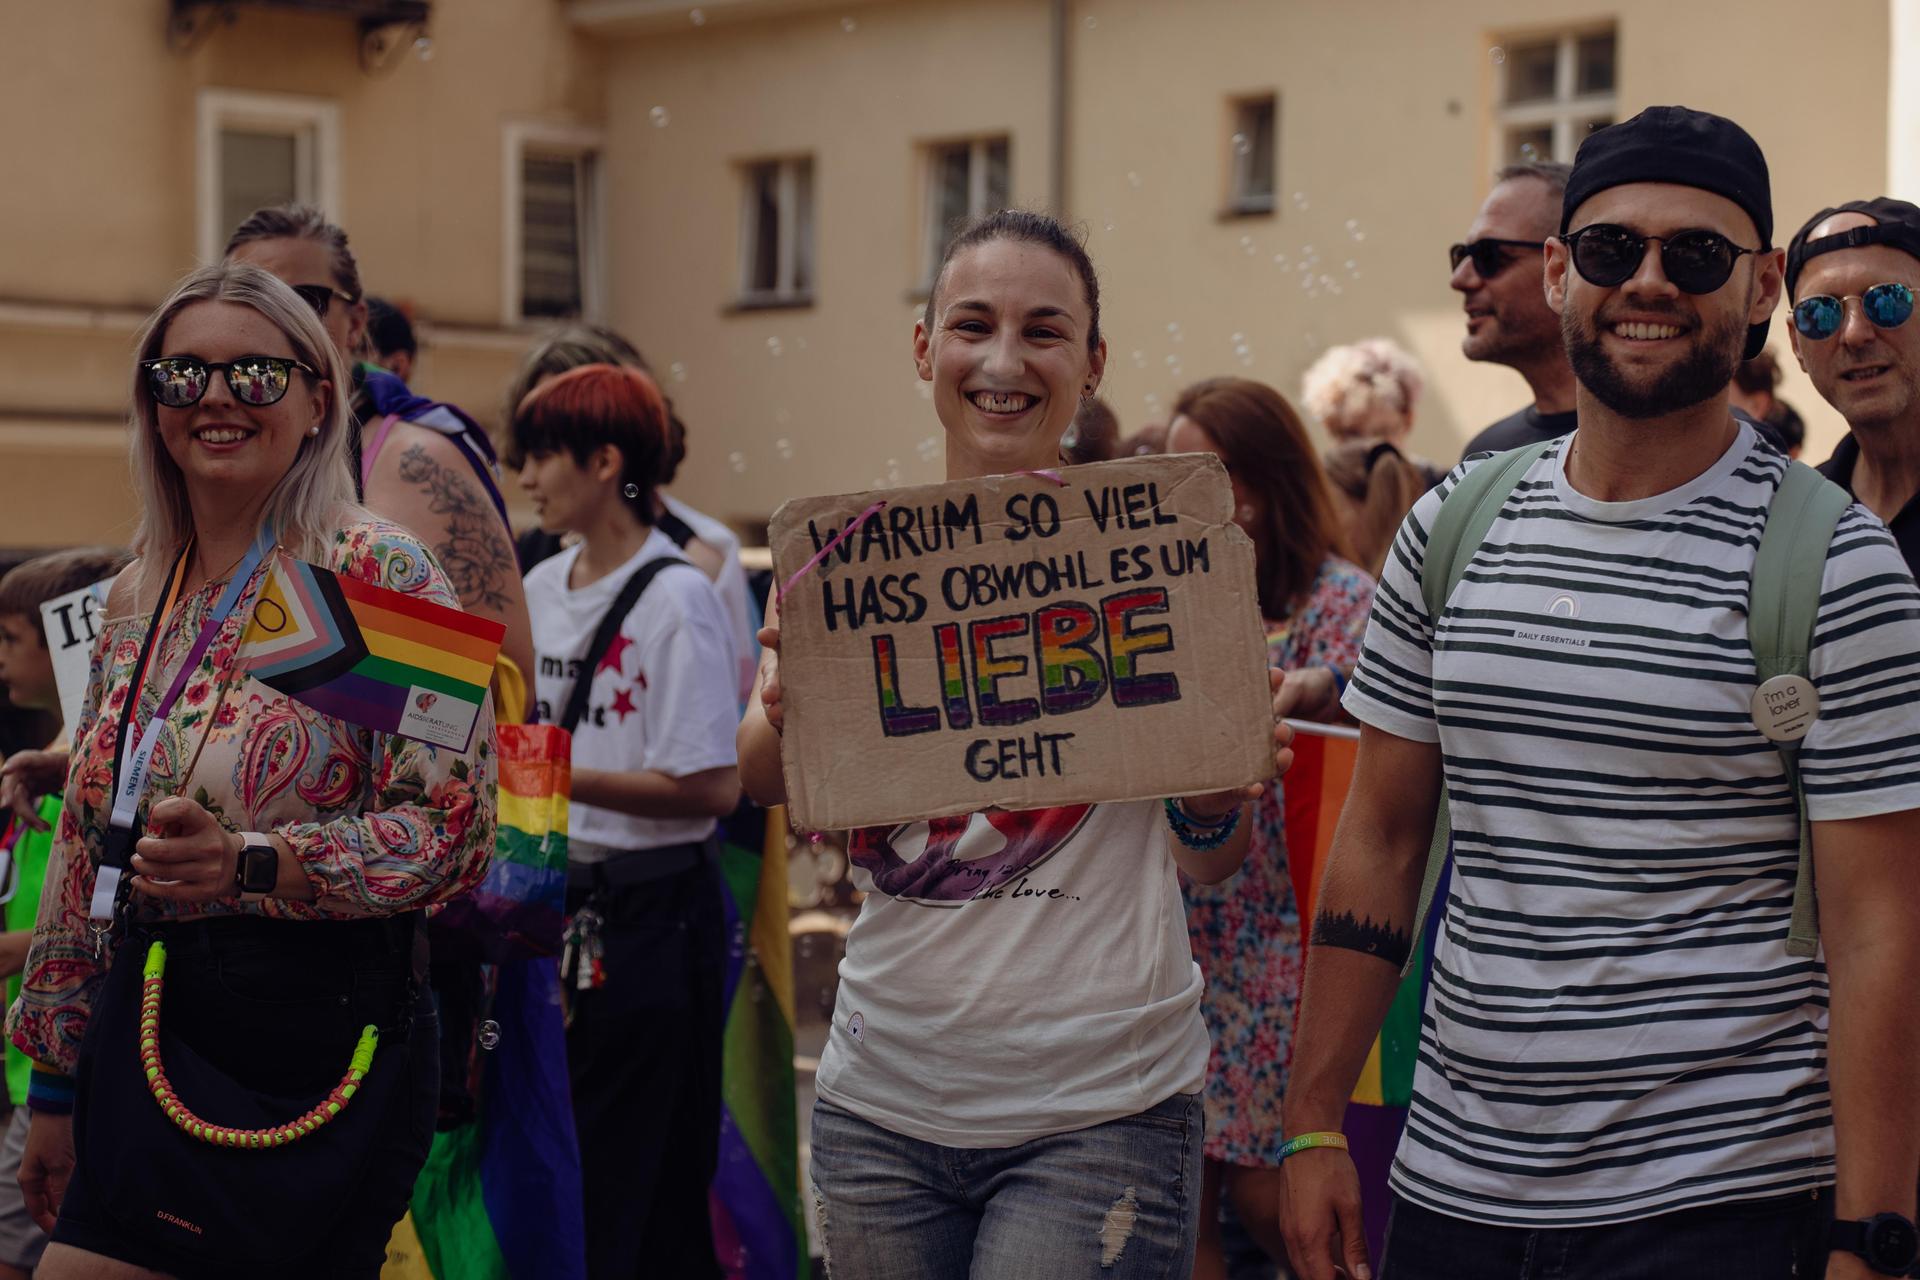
[1832,1214,1920,1276]
[235,832,278,899]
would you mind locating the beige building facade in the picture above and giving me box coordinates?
[2,0,1913,551]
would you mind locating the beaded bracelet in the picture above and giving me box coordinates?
[140,940,379,1148]
[1163,798,1242,850]
[1278,1131,1349,1162]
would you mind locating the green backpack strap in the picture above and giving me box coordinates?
[1403,440,1555,976]
[1749,459,1852,957]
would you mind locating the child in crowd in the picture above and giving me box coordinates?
[511,363,741,1278]
[0,548,125,1280]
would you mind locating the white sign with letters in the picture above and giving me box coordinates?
[40,576,116,732]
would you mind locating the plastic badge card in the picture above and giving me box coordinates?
[240,557,504,751]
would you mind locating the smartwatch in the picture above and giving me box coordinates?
[234,832,278,900]
[1832,1213,1920,1277]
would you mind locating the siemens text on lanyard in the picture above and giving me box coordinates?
[89,528,272,925]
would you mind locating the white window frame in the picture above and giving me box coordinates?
[737,156,815,309]
[502,121,607,327]
[920,136,1011,290]
[1491,26,1617,164]
[196,88,341,263]
[1225,95,1277,216]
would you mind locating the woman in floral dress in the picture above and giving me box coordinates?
[1168,378,1375,1280]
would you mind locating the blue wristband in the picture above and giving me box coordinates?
[26,1066,74,1116]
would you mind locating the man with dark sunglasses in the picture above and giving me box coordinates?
[1787,198,1920,574]
[1451,161,1579,459]
[1281,106,1920,1280]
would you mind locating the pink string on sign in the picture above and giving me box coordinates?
[1017,468,1069,486]
[776,499,888,604]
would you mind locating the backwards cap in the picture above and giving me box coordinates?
[1562,106,1774,359]
[1784,197,1920,301]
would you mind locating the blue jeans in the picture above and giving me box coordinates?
[1382,1188,1833,1280]
[810,1094,1204,1279]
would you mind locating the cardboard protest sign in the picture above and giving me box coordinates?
[41,575,117,732]
[769,454,1273,831]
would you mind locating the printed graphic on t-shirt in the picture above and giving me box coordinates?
[848,805,1091,906]
[533,644,648,727]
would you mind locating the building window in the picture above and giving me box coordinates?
[739,157,816,307]
[923,137,1010,286]
[1493,27,1616,163]
[502,123,605,326]
[196,89,340,262]
[1225,96,1277,215]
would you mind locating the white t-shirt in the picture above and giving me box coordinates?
[1343,423,1920,1227]
[525,531,741,852]
[662,492,757,706]
[815,800,1210,1147]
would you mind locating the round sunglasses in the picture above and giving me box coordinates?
[140,355,319,408]
[1791,283,1916,341]
[1561,224,1759,295]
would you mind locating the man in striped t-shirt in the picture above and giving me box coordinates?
[1281,107,1920,1280]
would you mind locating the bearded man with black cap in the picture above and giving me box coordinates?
[1278,106,1920,1280]
[1787,198,1920,573]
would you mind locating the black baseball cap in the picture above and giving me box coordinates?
[1785,197,1920,300]
[1562,106,1774,359]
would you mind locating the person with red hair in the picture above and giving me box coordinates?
[512,363,741,1278]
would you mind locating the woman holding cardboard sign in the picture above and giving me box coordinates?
[739,210,1294,1279]
[9,262,496,1280]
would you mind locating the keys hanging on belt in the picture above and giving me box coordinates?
[562,905,607,991]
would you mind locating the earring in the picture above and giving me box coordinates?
[307,425,320,437]
[1237,504,1255,521]
[622,482,640,499]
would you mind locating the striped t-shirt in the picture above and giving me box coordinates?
[1343,422,1920,1227]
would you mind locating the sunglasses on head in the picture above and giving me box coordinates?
[1448,238,1546,279]
[1791,283,1916,341]
[141,355,319,409]
[1560,224,1759,295]
[289,283,357,318]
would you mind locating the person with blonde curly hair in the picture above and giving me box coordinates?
[1301,338,1441,486]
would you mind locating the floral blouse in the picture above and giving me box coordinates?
[7,519,496,1073]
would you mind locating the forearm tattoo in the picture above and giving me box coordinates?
[396,444,516,613]
[1310,909,1412,967]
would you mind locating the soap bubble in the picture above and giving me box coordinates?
[1164,354,1179,367]
[649,105,671,128]
[669,361,687,383]
[1127,171,1144,190]
[885,459,902,484]
[689,7,706,24]
[1231,132,1252,157]
[1352,230,1366,242]
[1272,252,1288,267]
[775,437,794,460]
[1130,349,1147,368]
[729,451,747,473]
[916,436,940,461]
[1240,234,1257,255]
[1084,14,1097,28]
[1233,342,1251,358]
[1345,259,1358,272]
[1489,46,1506,65]
[766,336,784,357]
[1103,216,1116,232]
[1166,320,1183,342]
[1292,191,1310,210]
[477,1020,501,1050]
[841,15,858,31]
[1520,143,1539,162]
[414,35,434,60]
[1230,332,1245,344]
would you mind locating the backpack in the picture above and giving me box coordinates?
[1401,438,1853,974]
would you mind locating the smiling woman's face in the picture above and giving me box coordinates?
[914,239,1106,480]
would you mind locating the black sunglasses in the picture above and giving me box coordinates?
[141,355,320,408]
[1448,238,1546,279]
[1561,224,1759,295]
[1792,283,1916,340]
[289,283,358,317]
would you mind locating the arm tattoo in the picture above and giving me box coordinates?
[395,443,516,613]
[1309,909,1412,967]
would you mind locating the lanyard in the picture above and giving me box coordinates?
[88,528,271,921]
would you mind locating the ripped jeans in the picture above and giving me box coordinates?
[809,1094,1203,1279]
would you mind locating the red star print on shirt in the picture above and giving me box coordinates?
[597,632,634,677]
[608,686,638,723]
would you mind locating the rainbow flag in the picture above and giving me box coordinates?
[1284,724,1441,1269]
[710,803,804,1280]
[242,556,504,751]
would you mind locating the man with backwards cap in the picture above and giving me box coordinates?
[1278,106,1920,1280]
[1787,198,1920,573]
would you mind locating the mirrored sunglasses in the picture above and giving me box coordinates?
[1791,283,1916,341]
[140,355,319,408]
[1562,224,1759,295]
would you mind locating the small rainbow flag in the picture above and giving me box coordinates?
[1285,722,1440,1269]
[242,556,505,751]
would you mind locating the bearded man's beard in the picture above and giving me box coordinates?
[1564,306,1745,420]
